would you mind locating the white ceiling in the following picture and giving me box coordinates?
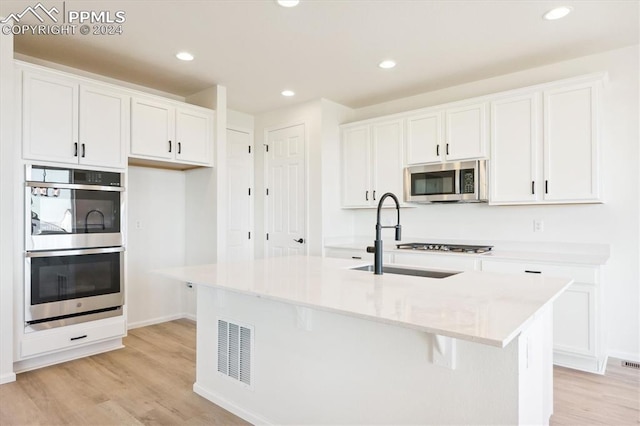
[2,0,639,114]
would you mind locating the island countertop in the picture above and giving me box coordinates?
[160,255,572,348]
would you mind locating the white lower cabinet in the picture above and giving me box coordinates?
[481,259,605,373]
[393,252,479,272]
[19,316,126,360]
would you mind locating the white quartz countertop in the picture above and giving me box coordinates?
[160,256,571,348]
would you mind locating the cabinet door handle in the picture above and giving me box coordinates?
[74,143,78,157]
[365,190,369,201]
[436,145,440,156]
[531,181,535,195]
[351,256,362,259]
[545,180,549,194]
[81,143,86,158]
[178,142,181,154]
[524,270,542,274]
[373,190,376,201]
[446,143,450,155]
[168,140,172,153]
[70,334,88,341]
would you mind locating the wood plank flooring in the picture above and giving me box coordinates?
[1,319,638,425]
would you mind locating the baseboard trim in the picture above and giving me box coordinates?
[608,351,640,363]
[127,313,187,330]
[193,382,271,425]
[0,372,16,385]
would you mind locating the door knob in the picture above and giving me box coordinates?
[293,238,304,244]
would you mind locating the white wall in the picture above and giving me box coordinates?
[126,166,187,328]
[348,46,640,361]
[0,20,16,384]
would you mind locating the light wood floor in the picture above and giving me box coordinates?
[1,319,638,425]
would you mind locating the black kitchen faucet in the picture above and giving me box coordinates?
[366,192,402,275]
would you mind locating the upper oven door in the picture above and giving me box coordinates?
[26,166,124,250]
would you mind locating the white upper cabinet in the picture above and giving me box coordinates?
[405,102,487,164]
[131,96,213,167]
[175,106,212,164]
[543,81,600,202]
[341,119,403,208]
[406,111,442,164]
[22,68,128,169]
[490,76,602,205]
[130,97,175,161]
[79,85,129,169]
[444,102,487,161]
[341,125,371,207]
[490,93,539,204]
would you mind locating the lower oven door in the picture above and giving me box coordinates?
[25,247,124,328]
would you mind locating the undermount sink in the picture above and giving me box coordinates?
[350,265,460,279]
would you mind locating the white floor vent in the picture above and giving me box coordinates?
[217,319,252,386]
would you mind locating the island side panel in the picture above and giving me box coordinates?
[193,285,534,425]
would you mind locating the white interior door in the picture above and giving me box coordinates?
[227,128,253,262]
[266,124,306,258]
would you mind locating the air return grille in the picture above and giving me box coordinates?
[621,360,640,370]
[217,319,252,386]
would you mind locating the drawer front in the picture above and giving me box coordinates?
[325,248,371,261]
[481,260,597,284]
[21,317,126,359]
[393,253,478,272]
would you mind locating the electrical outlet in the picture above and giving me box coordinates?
[533,220,544,232]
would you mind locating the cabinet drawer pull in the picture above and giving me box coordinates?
[365,190,369,201]
[178,142,182,154]
[373,190,376,201]
[74,142,78,157]
[531,181,535,195]
[446,143,450,155]
[70,334,88,341]
[168,140,172,153]
[524,270,542,274]
[81,143,86,158]
[436,145,440,156]
[545,180,548,194]
[351,256,362,260]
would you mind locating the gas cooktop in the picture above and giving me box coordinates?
[396,243,493,254]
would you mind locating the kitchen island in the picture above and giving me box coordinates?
[161,256,572,425]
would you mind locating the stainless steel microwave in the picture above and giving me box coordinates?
[404,160,488,203]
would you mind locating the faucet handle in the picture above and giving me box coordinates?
[395,224,402,241]
[366,246,376,253]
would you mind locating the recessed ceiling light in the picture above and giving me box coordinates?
[176,52,194,61]
[281,90,295,97]
[378,60,396,69]
[543,6,572,20]
[277,0,299,7]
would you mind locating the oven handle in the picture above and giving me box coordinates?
[25,182,124,192]
[26,246,125,258]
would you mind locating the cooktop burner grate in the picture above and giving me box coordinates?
[396,243,493,254]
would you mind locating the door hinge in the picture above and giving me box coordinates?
[264,144,269,152]
[266,233,269,241]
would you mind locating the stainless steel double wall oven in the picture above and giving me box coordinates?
[25,165,125,331]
